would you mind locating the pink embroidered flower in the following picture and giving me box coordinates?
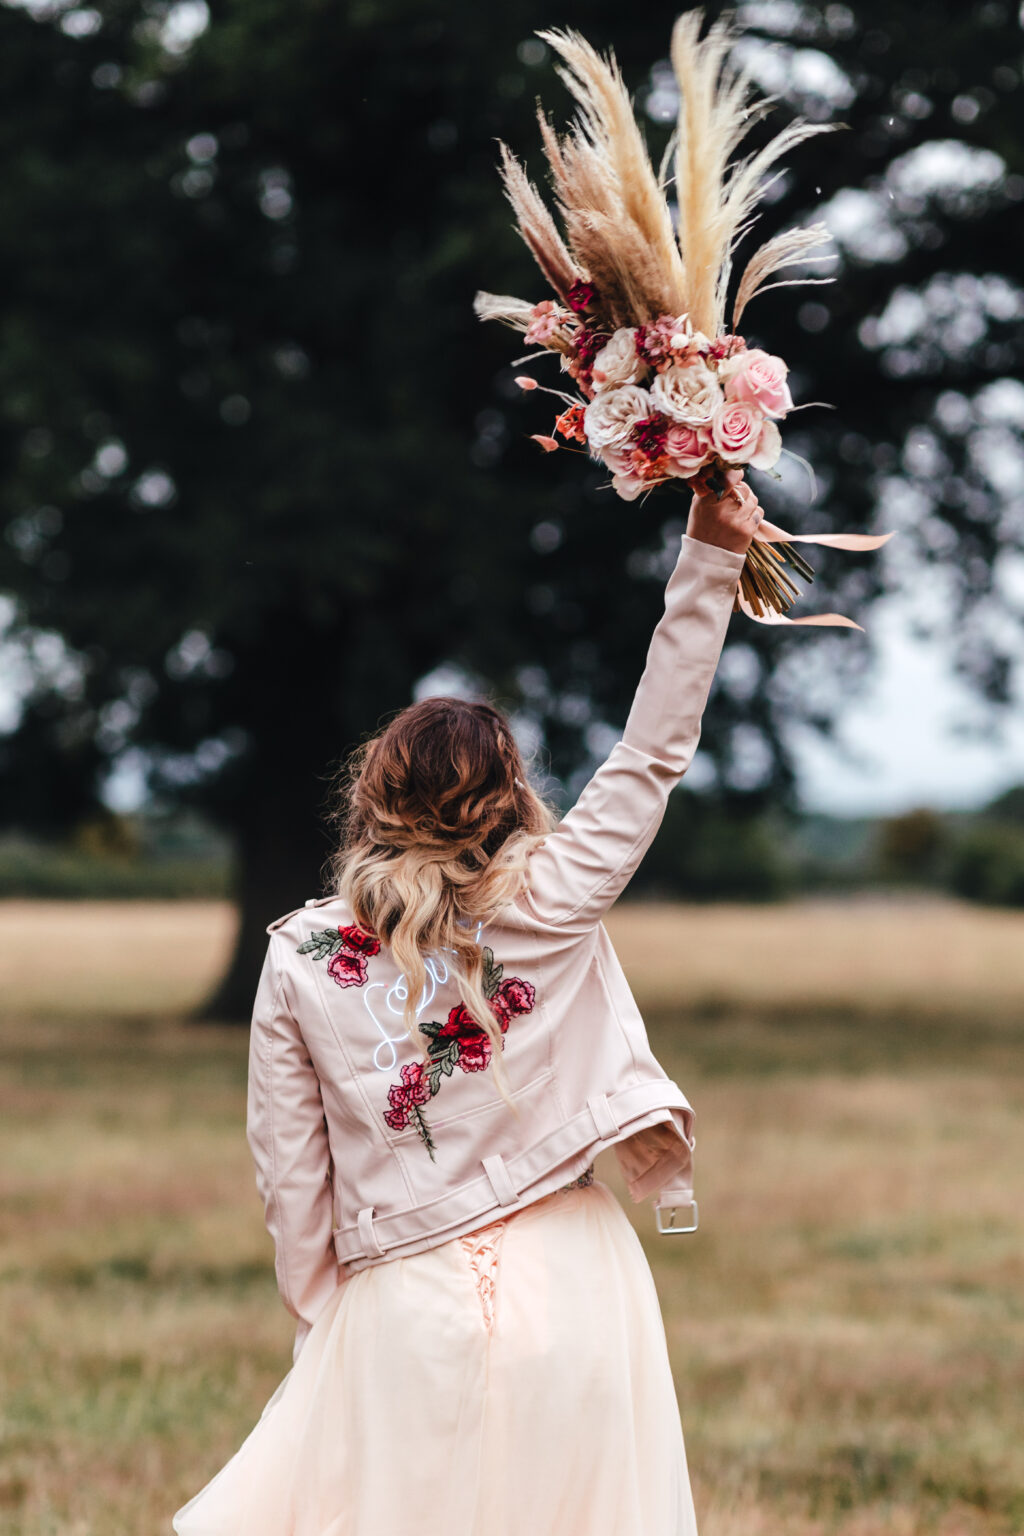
[721,347,793,419]
[337,923,380,957]
[327,949,369,989]
[495,976,536,1019]
[385,1082,410,1130]
[524,300,561,347]
[400,1061,430,1106]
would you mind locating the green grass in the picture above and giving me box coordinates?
[1,898,1022,1535]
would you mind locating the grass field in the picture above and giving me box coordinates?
[1,896,1022,1536]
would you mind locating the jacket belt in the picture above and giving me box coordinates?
[336,1079,692,1267]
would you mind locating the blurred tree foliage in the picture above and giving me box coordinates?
[0,0,1022,1013]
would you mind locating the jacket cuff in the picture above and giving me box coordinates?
[678,531,747,578]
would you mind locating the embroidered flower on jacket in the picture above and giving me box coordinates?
[337,924,381,957]
[383,947,537,1161]
[297,921,379,989]
[327,949,369,989]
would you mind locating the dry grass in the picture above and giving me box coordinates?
[1,897,1022,1535]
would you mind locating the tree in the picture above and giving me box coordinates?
[1,0,1022,1015]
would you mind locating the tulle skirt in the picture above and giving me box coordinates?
[172,1177,698,1536]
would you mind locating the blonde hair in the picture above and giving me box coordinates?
[329,697,555,1102]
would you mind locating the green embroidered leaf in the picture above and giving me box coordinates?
[481,945,503,999]
[419,1020,442,1041]
[296,929,343,961]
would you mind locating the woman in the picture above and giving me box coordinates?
[173,468,761,1536]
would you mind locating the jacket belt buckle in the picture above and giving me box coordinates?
[655,1198,699,1235]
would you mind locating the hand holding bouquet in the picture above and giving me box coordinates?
[475,12,890,628]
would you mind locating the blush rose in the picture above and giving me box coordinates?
[721,348,793,418]
[710,401,782,470]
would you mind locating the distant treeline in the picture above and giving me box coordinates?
[4,787,1024,907]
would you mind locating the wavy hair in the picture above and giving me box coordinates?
[329,697,555,1101]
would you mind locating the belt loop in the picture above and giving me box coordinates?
[482,1153,519,1208]
[588,1093,620,1140]
[357,1206,385,1259]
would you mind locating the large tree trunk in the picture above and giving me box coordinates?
[198,765,334,1023]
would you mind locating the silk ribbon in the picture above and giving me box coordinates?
[738,518,893,629]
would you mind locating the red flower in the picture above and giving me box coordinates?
[495,976,536,1020]
[384,1105,409,1131]
[440,1004,494,1072]
[400,1061,430,1106]
[567,279,599,315]
[327,950,369,989]
[631,415,670,455]
[439,1003,480,1040]
[337,923,380,957]
[457,1033,493,1072]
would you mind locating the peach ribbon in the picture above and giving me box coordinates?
[737,518,894,629]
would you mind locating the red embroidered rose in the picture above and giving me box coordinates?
[439,1004,493,1071]
[337,923,380,957]
[439,1003,480,1040]
[400,1061,430,1106]
[384,1105,409,1131]
[457,1033,493,1072]
[327,949,369,988]
[495,976,536,1019]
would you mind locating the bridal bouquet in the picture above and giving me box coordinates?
[475,13,890,627]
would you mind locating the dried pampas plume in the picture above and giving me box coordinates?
[477,8,840,338]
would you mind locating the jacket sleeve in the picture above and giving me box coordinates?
[246,933,340,1364]
[521,533,745,931]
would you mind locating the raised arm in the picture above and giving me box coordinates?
[246,933,339,1363]
[521,471,759,931]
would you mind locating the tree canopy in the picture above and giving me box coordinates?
[1,0,1022,1014]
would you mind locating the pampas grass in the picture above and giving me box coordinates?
[480,9,838,339]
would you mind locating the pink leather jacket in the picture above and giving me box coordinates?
[247,533,746,1358]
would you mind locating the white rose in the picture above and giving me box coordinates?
[650,362,722,427]
[591,328,645,392]
[583,385,654,450]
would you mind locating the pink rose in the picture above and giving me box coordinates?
[664,423,712,476]
[384,1106,408,1131]
[710,401,782,470]
[327,949,369,988]
[721,348,793,419]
